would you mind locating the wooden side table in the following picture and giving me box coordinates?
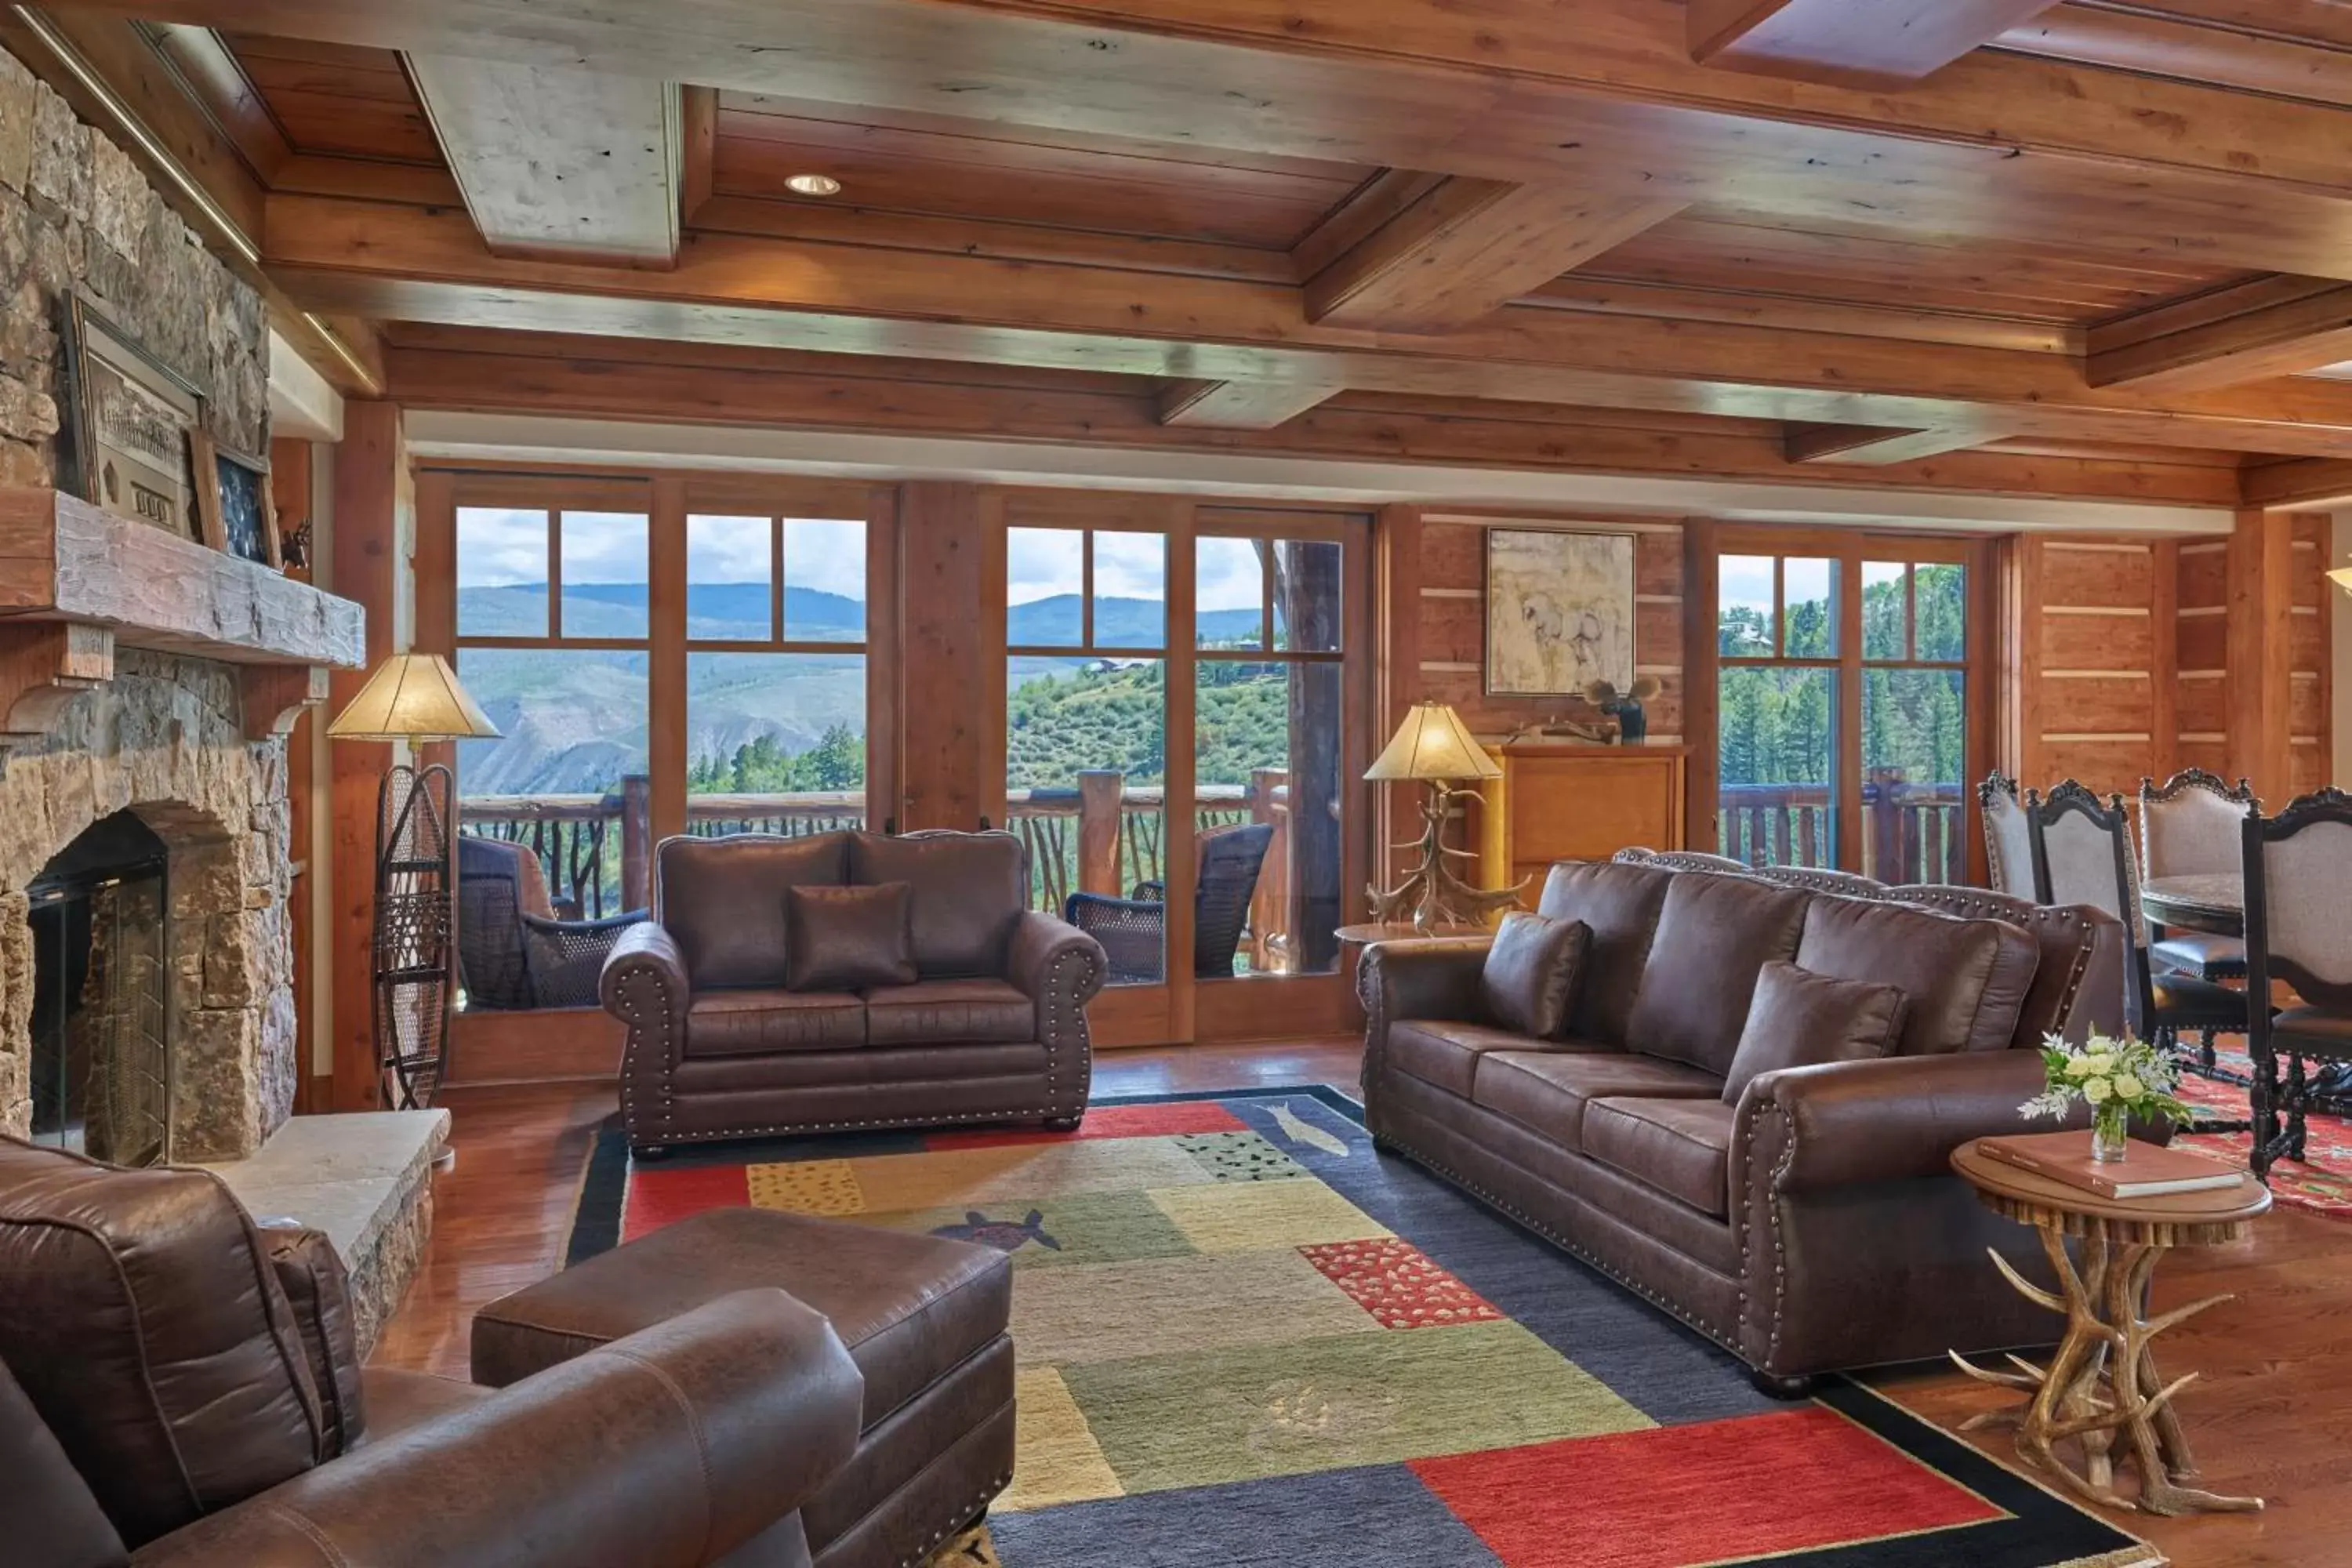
[1947,1142,2269,1516]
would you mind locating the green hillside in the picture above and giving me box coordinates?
[1007,661,1298,790]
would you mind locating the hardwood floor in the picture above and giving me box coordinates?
[372,1041,2348,1566]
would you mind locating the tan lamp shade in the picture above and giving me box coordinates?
[326,652,501,742]
[1365,701,1501,783]
[2330,567,2352,594]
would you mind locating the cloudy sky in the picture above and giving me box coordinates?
[1006,528,1262,613]
[456,508,868,597]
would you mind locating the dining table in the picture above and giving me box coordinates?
[2138,873,2245,938]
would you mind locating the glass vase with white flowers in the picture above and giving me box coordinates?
[2018,1030,2195,1163]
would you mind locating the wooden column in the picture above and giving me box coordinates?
[328,401,405,1112]
[1681,518,1720,852]
[2227,508,2295,801]
[895,482,993,830]
[1077,769,1124,893]
[1374,505,1423,888]
[648,475,688,842]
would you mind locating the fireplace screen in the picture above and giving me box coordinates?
[27,811,172,1167]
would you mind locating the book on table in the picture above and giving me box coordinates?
[1975,1131,2243,1200]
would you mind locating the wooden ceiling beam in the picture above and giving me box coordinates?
[1996,4,2352,112]
[140,22,291,181]
[376,332,2241,508]
[403,54,691,265]
[1690,0,2066,89]
[1296,172,1686,332]
[2241,457,2352,511]
[1156,378,1342,429]
[62,0,2352,279]
[1782,425,1999,465]
[2086,274,2352,391]
[258,192,2352,458]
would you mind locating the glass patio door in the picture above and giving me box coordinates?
[993,503,1371,1047]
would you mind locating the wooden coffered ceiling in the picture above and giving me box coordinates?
[31,0,2352,512]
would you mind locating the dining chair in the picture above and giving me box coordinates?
[1979,771,2041,899]
[2138,768,2258,982]
[2028,781,2248,1073]
[2242,787,2352,1180]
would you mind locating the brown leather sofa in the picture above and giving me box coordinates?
[0,1134,865,1568]
[602,829,1107,1153]
[1360,857,2128,1392]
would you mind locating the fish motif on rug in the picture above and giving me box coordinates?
[931,1208,1062,1254]
[1269,1100,1349,1158]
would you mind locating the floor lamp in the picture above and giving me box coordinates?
[327,653,502,1110]
[1364,701,1527,931]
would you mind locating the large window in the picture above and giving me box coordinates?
[1717,537,1978,884]
[684,513,869,837]
[455,505,651,916]
[448,488,872,920]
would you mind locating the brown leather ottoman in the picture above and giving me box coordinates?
[472,1207,1014,1568]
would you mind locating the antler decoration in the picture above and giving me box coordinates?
[1366,778,1526,931]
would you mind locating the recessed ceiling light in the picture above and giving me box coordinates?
[786,173,842,197]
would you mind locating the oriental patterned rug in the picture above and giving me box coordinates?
[2172,1043,2352,1218]
[569,1088,2157,1568]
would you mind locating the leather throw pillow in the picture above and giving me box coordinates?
[785,881,919,992]
[1479,912,1592,1040]
[1721,960,1907,1105]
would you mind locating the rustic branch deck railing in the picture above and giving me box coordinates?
[1717,776,1968,886]
[459,771,1297,961]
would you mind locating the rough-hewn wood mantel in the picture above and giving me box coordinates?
[0,488,366,745]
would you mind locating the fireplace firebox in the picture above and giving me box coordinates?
[27,810,172,1167]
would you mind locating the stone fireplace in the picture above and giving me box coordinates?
[0,652,299,1161]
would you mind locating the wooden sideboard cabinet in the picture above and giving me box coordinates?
[1476,744,1689,894]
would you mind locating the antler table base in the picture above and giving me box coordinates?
[1947,1142,2269,1517]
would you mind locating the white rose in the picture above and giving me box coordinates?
[2082,1076,2114,1105]
[2082,1054,2115,1076]
[2111,1072,2144,1101]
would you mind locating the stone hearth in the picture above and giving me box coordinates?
[1,651,296,1160]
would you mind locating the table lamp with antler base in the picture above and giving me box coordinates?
[1364,701,1528,932]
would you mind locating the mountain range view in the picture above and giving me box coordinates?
[454,583,1265,795]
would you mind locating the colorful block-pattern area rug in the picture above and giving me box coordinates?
[568,1088,2157,1568]
[2172,1041,2352,1218]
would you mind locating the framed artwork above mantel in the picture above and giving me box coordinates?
[1483,527,1636,697]
[57,290,206,543]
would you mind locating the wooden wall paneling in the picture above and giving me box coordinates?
[894,481,991,830]
[2031,539,2158,794]
[1340,510,1377,968]
[328,401,404,1111]
[2227,509,2296,802]
[2150,538,2180,788]
[1681,518,1720,852]
[2291,514,2333,794]
[648,475,688,841]
[864,485,902,833]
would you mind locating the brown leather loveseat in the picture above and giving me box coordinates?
[1360,858,2126,1391]
[0,1134,865,1568]
[602,829,1107,1153]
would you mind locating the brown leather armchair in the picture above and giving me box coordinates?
[602,829,1106,1154]
[0,1136,864,1568]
